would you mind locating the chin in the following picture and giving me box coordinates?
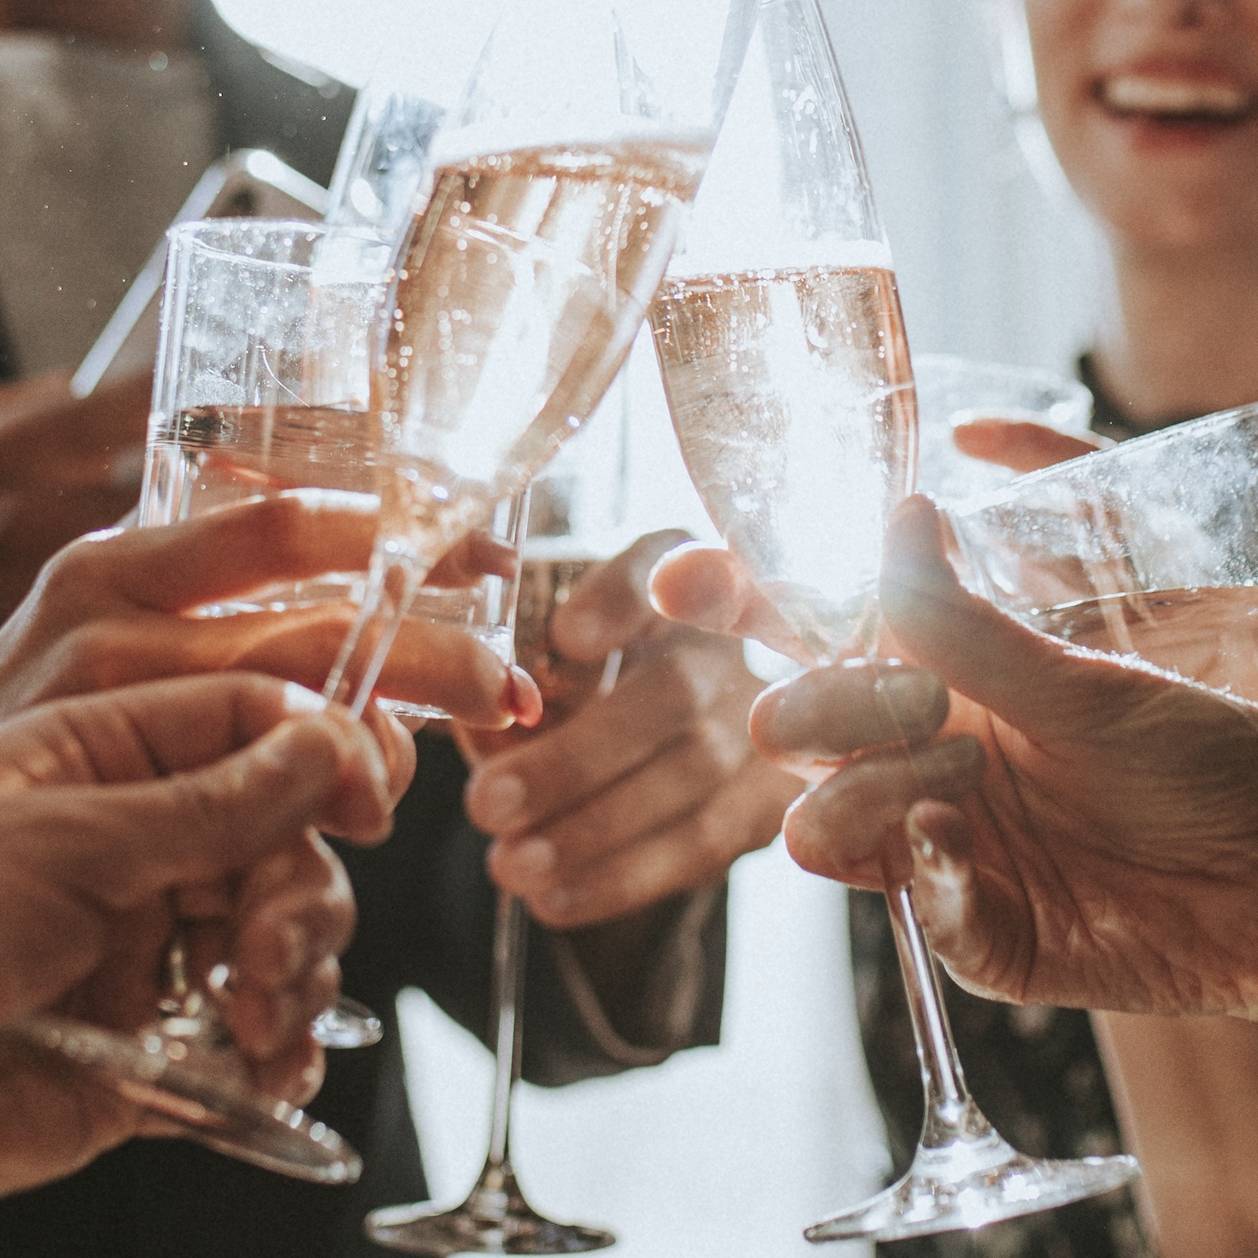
[1080,170,1258,253]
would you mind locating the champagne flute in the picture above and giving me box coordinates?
[368,483,629,1258]
[321,0,756,720]
[313,1,758,1250]
[648,0,1138,1241]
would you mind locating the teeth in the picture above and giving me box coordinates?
[1103,75,1251,117]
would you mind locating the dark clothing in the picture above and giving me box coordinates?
[0,736,726,1258]
[191,3,354,190]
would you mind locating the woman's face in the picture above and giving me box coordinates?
[1025,0,1258,249]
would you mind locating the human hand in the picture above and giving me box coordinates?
[462,532,797,929]
[0,671,394,1193]
[0,371,150,619]
[951,416,1106,474]
[655,497,1258,1017]
[0,490,539,730]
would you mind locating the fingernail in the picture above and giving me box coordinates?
[906,810,938,864]
[878,670,947,734]
[541,886,580,918]
[506,838,556,881]
[504,666,544,729]
[468,772,527,831]
[281,681,330,715]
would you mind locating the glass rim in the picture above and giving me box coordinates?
[165,217,391,277]
[913,351,1094,403]
[951,400,1258,517]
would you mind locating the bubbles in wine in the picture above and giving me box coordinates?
[649,262,917,661]
[381,135,707,498]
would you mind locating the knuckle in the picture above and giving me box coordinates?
[65,622,134,692]
[170,766,240,860]
[690,808,732,866]
[34,536,106,610]
[654,654,707,721]
[690,717,747,780]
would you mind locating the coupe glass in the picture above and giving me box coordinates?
[949,403,1258,674]
[648,0,1138,1241]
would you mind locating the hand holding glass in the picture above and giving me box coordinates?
[649,0,1136,1241]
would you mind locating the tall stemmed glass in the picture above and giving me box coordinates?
[307,0,757,1251]
[648,0,1138,1241]
[6,220,403,1187]
[369,440,632,1258]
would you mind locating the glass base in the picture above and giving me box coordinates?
[312,996,383,1049]
[805,1123,1140,1243]
[10,1014,362,1185]
[365,1165,615,1256]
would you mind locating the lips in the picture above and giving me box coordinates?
[1096,71,1255,124]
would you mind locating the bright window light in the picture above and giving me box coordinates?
[211,0,501,97]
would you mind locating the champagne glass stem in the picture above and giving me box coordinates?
[884,884,970,1125]
[485,891,524,1177]
[323,545,424,719]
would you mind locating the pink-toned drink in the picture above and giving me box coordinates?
[1034,586,1258,699]
[380,135,707,502]
[649,261,917,661]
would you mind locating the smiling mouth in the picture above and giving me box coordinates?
[1096,74,1255,125]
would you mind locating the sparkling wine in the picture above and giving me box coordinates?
[328,134,706,716]
[381,134,707,504]
[143,406,516,667]
[1033,586,1258,700]
[143,404,382,525]
[649,259,917,662]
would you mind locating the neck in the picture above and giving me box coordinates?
[1095,236,1258,429]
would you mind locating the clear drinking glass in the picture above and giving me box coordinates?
[315,0,758,1251]
[3,220,410,1185]
[914,353,1093,503]
[949,403,1258,663]
[648,0,1138,1242]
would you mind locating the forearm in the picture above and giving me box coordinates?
[1093,1010,1258,1258]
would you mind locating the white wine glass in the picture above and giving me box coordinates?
[310,0,757,1251]
[648,0,1138,1242]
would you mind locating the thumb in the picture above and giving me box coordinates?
[880,495,1135,742]
[549,530,690,662]
[58,716,389,907]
